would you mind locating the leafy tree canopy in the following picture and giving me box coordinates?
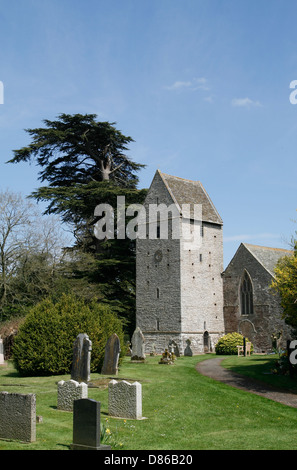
[272,240,297,331]
[7,114,147,336]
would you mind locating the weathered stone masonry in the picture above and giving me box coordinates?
[136,170,293,355]
[223,243,292,352]
[136,170,225,354]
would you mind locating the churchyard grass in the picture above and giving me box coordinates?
[222,354,297,393]
[1,354,297,450]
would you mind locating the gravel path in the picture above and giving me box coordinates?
[196,357,297,408]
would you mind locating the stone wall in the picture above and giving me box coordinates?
[180,221,225,352]
[136,171,225,355]
[223,244,292,352]
[136,170,182,353]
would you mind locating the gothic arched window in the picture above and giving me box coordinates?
[240,271,254,315]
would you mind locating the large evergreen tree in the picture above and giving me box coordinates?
[8,114,147,334]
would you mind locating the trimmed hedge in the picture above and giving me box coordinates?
[12,294,125,376]
[215,332,253,355]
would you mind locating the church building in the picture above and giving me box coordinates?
[223,243,292,352]
[136,170,225,355]
[135,170,292,354]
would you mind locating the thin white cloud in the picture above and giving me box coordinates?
[165,77,209,92]
[165,80,192,91]
[192,77,209,91]
[231,97,262,108]
[224,233,280,242]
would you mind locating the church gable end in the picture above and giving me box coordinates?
[223,243,292,352]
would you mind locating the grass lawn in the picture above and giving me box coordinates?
[0,354,297,450]
[222,354,297,393]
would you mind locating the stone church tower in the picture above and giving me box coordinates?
[136,170,225,354]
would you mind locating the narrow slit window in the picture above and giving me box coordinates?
[156,224,160,239]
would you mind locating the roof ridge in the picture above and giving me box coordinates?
[157,170,181,212]
[242,243,293,278]
[157,170,223,225]
[158,170,202,184]
[243,243,293,253]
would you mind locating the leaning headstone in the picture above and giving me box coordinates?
[131,327,145,361]
[71,333,92,383]
[101,333,121,375]
[108,380,142,420]
[57,380,88,411]
[0,337,4,364]
[0,392,36,442]
[71,398,111,450]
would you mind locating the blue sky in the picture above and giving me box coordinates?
[0,0,296,267]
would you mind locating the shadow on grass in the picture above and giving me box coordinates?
[221,354,297,394]
[0,370,21,378]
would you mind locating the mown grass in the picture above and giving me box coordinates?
[222,354,297,393]
[0,354,297,450]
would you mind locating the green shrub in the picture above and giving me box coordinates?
[215,332,253,355]
[12,294,125,376]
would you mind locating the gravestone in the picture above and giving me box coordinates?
[71,398,111,450]
[184,339,193,356]
[168,339,180,357]
[150,343,157,356]
[131,327,145,361]
[0,392,36,442]
[108,380,142,420]
[126,341,132,356]
[71,333,92,383]
[101,333,121,375]
[57,380,88,411]
[0,337,4,364]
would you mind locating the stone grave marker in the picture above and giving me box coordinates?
[168,339,180,357]
[71,333,92,383]
[126,340,132,356]
[131,327,145,361]
[108,380,143,420]
[57,379,88,411]
[0,392,36,442]
[184,339,193,356]
[71,398,111,450]
[101,333,121,375]
[150,342,157,356]
[0,337,4,364]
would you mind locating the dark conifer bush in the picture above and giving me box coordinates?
[12,294,125,376]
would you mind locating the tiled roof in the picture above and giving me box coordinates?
[158,170,223,225]
[243,243,293,277]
